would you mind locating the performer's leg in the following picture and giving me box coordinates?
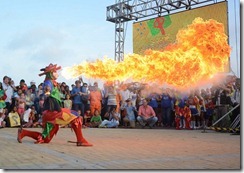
[97,103,102,114]
[175,116,180,130]
[90,104,95,117]
[71,117,93,146]
[32,122,55,144]
[17,128,42,143]
[43,124,59,143]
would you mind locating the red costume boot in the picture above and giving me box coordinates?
[17,128,43,143]
[71,117,93,146]
[17,124,59,144]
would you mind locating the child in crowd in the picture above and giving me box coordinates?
[84,110,92,127]
[17,93,26,119]
[25,88,35,109]
[63,94,72,109]
[99,107,120,128]
[0,82,7,111]
[38,95,45,114]
[30,106,41,128]
[174,98,185,130]
[8,106,21,127]
[87,109,102,128]
[121,99,137,128]
[0,109,6,128]
[204,94,215,128]
[22,107,36,128]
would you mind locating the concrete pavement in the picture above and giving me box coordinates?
[0,127,241,170]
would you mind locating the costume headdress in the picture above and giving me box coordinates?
[39,63,61,76]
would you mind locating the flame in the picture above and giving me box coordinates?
[62,18,231,90]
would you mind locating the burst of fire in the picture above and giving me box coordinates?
[62,18,231,90]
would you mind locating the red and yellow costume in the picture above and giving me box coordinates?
[174,105,183,130]
[183,106,192,129]
[17,63,92,146]
[174,99,192,130]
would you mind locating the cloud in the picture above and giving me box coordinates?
[5,27,78,65]
[7,27,69,50]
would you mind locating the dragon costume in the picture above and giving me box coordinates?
[17,63,92,146]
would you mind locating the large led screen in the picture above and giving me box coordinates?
[133,2,228,55]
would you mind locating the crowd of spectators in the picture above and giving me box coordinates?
[0,74,240,130]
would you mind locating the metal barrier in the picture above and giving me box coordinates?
[202,104,240,133]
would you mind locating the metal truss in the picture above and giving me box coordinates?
[106,0,227,62]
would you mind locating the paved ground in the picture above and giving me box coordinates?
[0,127,241,170]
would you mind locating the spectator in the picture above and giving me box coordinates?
[196,89,206,128]
[64,85,71,97]
[63,94,72,109]
[83,110,92,127]
[204,94,215,128]
[38,95,45,115]
[187,91,200,129]
[101,83,108,119]
[2,76,14,112]
[148,92,160,122]
[17,93,26,119]
[25,88,35,109]
[99,106,120,128]
[22,106,36,128]
[71,80,85,117]
[0,82,7,111]
[104,86,117,119]
[59,84,66,107]
[30,84,37,95]
[214,84,232,127]
[93,82,101,91]
[89,84,102,116]
[0,108,6,128]
[88,109,102,128]
[230,80,240,123]
[71,84,75,90]
[120,85,132,107]
[136,89,144,108]
[174,96,186,129]
[36,84,43,98]
[8,106,21,127]
[80,83,90,114]
[18,79,28,94]
[130,89,138,107]
[137,99,158,129]
[115,87,122,114]
[160,88,173,127]
[121,99,137,128]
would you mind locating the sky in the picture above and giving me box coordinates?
[0,0,241,88]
